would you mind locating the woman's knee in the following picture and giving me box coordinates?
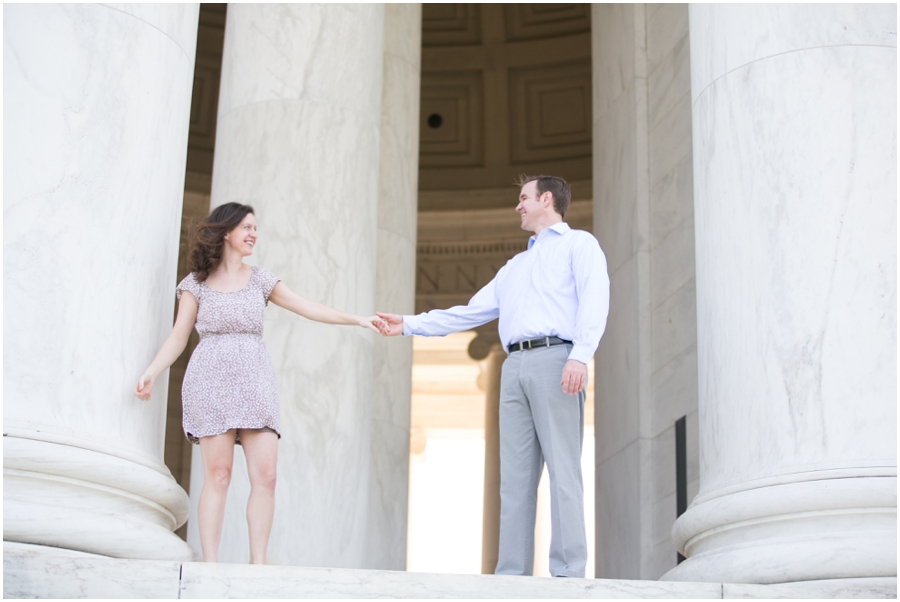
[251,465,277,493]
[205,464,232,490]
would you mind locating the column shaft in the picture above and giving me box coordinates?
[367,3,422,570]
[3,4,199,559]
[666,4,897,584]
[189,4,386,567]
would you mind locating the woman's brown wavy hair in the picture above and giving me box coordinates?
[189,202,255,282]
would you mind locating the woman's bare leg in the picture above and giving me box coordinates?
[238,429,278,564]
[197,431,237,562]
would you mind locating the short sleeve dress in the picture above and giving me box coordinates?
[176,266,281,444]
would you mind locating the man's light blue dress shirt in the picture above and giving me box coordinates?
[403,222,610,364]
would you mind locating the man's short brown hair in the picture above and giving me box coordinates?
[515,174,571,218]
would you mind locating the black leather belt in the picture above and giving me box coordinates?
[507,336,572,353]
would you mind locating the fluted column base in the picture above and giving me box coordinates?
[664,472,896,584]
[4,434,196,561]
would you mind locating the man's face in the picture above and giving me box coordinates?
[516,180,546,232]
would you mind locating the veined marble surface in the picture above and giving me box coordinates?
[723,579,898,599]
[4,437,195,560]
[368,3,421,570]
[4,546,181,599]
[591,9,648,577]
[4,0,198,471]
[669,3,897,584]
[688,3,897,498]
[193,4,391,568]
[591,3,700,581]
[689,4,897,104]
[178,563,719,599]
[5,549,896,599]
[3,3,197,558]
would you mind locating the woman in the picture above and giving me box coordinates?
[135,202,383,563]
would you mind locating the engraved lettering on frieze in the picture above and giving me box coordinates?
[416,237,524,296]
[455,264,477,290]
[418,265,440,293]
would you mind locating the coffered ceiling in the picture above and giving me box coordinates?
[418,4,593,206]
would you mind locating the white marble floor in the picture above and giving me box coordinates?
[3,545,896,599]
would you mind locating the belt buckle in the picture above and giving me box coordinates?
[524,340,533,350]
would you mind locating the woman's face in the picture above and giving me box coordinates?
[224,212,257,257]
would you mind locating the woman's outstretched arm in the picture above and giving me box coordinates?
[134,291,199,400]
[268,281,384,333]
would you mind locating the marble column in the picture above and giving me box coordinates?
[469,333,504,574]
[367,3,421,570]
[3,4,199,559]
[188,4,386,567]
[665,4,897,585]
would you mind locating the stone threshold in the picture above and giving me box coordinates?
[3,548,896,599]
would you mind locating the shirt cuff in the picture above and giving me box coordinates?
[567,346,593,365]
[402,316,413,336]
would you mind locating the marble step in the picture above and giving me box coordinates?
[3,547,896,599]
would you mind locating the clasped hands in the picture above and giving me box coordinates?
[359,313,401,335]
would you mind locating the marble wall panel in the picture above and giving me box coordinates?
[651,345,698,436]
[648,30,690,132]
[651,279,697,376]
[647,93,692,191]
[593,86,639,274]
[645,538,678,582]
[651,426,676,513]
[590,4,637,120]
[595,252,641,464]
[593,1,697,581]
[594,440,643,580]
[646,409,700,579]
[646,4,689,77]
[652,490,676,549]
[651,217,695,310]
[3,3,198,559]
[650,152,694,249]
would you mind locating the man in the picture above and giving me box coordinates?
[378,175,609,577]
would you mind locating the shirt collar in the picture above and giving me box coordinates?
[528,221,570,249]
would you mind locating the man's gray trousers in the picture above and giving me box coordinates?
[494,343,587,578]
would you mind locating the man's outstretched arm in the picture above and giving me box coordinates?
[377,276,501,338]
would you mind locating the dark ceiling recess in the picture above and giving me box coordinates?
[418,3,592,199]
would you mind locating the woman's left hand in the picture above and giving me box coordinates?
[134,373,155,401]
